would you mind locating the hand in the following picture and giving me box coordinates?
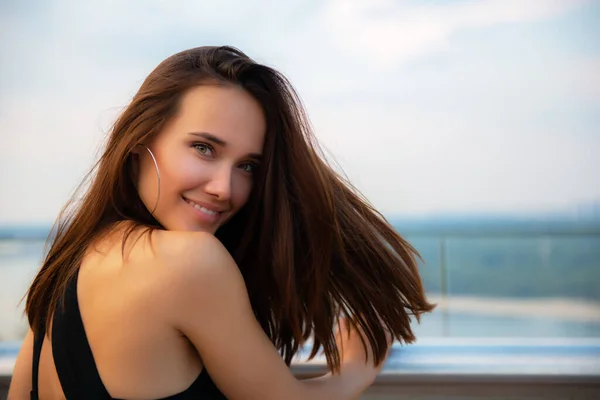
[301,318,392,400]
[333,317,392,381]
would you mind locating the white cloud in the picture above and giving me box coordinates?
[323,0,591,67]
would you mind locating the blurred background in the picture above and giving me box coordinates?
[1,0,599,347]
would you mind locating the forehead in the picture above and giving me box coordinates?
[168,84,266,152]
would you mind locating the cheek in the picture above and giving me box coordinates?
[231,175,254,208]
[160,154,207,192]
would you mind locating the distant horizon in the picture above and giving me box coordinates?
[2,201,599,229]
[2,208,600,227]
[1,210,599,239]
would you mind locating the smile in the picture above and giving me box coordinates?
[183,197,223,216]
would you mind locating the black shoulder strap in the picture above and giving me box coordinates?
[30,323,46,400]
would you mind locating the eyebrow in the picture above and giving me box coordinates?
[189,132,262,160]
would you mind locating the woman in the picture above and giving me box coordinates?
[8,46,434,399]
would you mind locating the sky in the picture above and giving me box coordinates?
[0,0,599,224]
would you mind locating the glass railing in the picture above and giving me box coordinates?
[1,221,600,397]
[400,219,600,339]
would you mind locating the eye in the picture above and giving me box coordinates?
[240,163,257,174]
[193,143,214,156]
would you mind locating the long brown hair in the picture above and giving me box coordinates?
[26,46,435,372]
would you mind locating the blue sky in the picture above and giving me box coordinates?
[1,0,599,224]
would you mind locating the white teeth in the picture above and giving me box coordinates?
[196,205,218,215]
[187,199,219,216]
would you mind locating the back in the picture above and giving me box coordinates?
[31,226,226,399]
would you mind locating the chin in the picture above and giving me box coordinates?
[189,223,219,234]
[159,219,210,234]
[178,224,213,234]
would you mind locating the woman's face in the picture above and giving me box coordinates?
[135,84,266,234]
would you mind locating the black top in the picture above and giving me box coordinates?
[30,268,227,400]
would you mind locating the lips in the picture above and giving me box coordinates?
[182,197,224,217]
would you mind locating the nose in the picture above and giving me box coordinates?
[204,164,232,201]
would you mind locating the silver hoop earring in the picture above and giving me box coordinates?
[140,145,161,215]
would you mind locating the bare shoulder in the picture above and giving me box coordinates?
[150,230,244,300]
[152,230,231,264]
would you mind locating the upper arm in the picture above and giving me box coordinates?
[169,234,318,400]
[7,328,33,400]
